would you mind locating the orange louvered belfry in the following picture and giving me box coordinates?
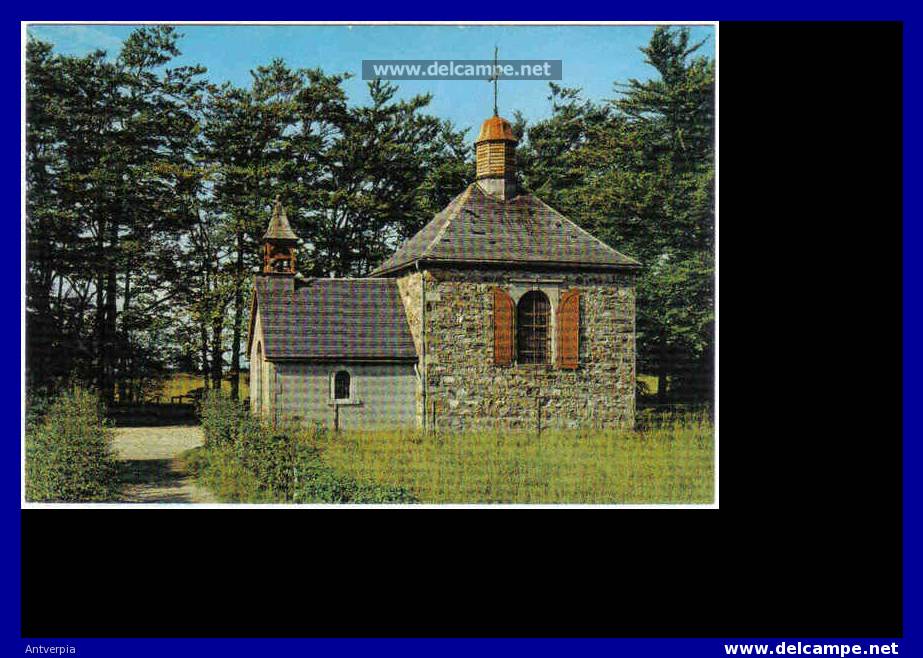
[493,288,515,365]
[557,289,580,369]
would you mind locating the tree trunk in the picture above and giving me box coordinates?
[28,269,54,393]
[200,317,210,392]
[95,212,107,399]
[211,312,223,393]
[656,335,669,406]
[102,215,119,405]
[119,260,132,402]
[229,230,244,400]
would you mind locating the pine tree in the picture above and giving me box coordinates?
[517,27,715,405]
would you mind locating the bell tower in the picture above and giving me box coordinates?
[476,47,518,200]
[475,114,518,200]
[262,197,299,275]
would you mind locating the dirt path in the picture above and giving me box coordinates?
[113,425,218,504]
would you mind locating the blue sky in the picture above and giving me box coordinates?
[28,24,715,143]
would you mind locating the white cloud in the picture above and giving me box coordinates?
[28,25,125,55]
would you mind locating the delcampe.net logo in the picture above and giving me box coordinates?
[362,59,562,80]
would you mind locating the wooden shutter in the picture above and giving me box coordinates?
[557,289,580,369]
[493,288,514,365]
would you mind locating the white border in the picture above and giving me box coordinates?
[21,20,719,510]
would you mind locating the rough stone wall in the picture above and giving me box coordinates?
[422,267,636,430]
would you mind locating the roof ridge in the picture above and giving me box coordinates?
[420,183,475,259]
[530,196,641,267]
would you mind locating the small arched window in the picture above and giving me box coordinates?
[517,290,551,364]
[334,370,351,400]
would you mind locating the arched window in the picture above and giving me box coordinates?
[517,291,551,364]
[334,370,351,400]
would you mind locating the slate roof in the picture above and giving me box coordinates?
[263,200,299,241]
[250,276,417,362]
[369,183,641,276]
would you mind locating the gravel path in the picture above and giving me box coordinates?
[113,425,217,504]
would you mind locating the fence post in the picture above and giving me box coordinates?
[431,399,437,434]
[334,403,339,433]
[536,395,542,439]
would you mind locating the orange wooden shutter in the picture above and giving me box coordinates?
[493,288,514,365]
[557,289,580,369]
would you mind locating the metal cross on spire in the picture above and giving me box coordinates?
[488,46,500,116]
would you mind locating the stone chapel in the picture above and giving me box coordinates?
[247,113,640,431]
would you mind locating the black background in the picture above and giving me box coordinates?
[21,22,903,638]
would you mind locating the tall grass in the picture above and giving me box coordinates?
[312,415,713,504]
[191,393,713,504]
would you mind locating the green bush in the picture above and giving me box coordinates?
[25,392,53,433]
[293,443,416,503]
[178,446,211,478]
[196,397,294,499]
[199,391,248,448]
[179,446,270,503]
[234,421,297,500]
[184,409,416,504]
[25,388,120,502]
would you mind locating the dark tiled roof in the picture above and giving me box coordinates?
[369,183,640,276]
[252,276,417,361]
[263,200,299,241]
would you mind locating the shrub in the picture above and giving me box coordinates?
[234,422,297,500]
[25,392,54,433]
[293,443,416,504]
[178,446,211,478]
[199,391,247,448]
[179,446,269,503]
[196,397,295,500]
[25,388,120,502]
[350,482,418,504]
[183,412,417,504]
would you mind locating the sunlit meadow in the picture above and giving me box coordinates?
[308,414,714,504]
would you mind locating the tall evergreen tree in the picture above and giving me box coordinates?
[27,26,711,410]
[518,26,714,404]
[26,28,207,401]
[290,78,469,277]
[614,27,714,403]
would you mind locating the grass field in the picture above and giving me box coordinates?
[638,373,659,395]
[310,416,713,504]
[154,372,249,401]
[182,374,711,504]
